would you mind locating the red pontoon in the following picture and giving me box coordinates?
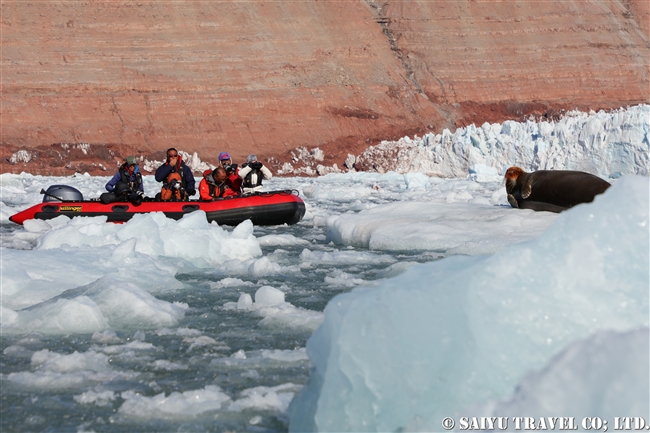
[9,188,306,226]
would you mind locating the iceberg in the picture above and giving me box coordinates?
[289,176,649,432]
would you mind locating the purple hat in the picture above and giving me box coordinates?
[218,152,231,161]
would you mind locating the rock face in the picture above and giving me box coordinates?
[2,0,648,175]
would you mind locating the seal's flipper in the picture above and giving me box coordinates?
[507,194,519,208]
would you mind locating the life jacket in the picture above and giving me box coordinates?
[161,169,184,201]
[116,164,142,196]
[242,163,264,189]
[208,178,229,198]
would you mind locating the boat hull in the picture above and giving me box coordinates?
[9,190,306,226]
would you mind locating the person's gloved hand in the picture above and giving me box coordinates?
[252,161,263,170]
[187,189,196,196]
[130,191,143,205]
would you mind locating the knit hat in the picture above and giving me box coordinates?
[126,155,137,165]
[218,152,231,161]
[247,154,258,163]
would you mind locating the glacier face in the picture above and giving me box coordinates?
[356,105,649,179]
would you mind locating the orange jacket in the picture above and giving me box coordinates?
[199,176,238,201]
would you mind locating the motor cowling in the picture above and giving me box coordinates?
[42,185,84,202]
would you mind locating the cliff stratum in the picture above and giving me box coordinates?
[2,0,648,175]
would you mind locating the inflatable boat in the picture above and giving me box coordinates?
[9,185,306,226]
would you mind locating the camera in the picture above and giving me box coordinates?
[224,163,237,175]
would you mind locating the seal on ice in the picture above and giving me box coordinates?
[504,166,611,212]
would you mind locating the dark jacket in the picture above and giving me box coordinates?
[106,165,144,193]
[155,159,196,194]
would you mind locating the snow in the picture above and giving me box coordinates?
[288,176,649,432]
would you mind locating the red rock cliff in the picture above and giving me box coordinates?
[2,0,648,175]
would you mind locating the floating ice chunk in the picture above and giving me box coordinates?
[155,327,202,337]
[257,304,324,330]
[225,286,323,331]
[80,277,188,330]
[248,256,282,276]
[7,349,134,390]
[118,385,232,419]
[185,335,220,352]
[0,173,26,190]
[74,389,116,406]
[237,293,253,310]
[324,270,374,288]
[300,183,375,201]
[35,211,261,267]
[3,276,187,335]
[404,172,430,190]
[254,286,285,307]
[10,296,108,335]
[326,201,557,255]
[228,383,302,413]
[151,360,189,371]
[375,261,421,279]
[211,348,308,370]
[231,349,247,359]
[299,248,397,265]
[47,214,74,228]
[211,277,255,289]
[231,219,254,238]
[91,330,121,344]
[98,340,156,355]
[111,237,137,261]
[257,234,311,247]
[260,348,308,362]
[23,219,52,233]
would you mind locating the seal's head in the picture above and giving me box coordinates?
[504,166,524,192]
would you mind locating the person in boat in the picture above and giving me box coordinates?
[239,154,273,194]
[199,166,239,201]
[101,155,145,205]
[218,152,243,195]
[155,148,196,201]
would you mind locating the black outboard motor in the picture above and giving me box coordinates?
[42,185,84,203]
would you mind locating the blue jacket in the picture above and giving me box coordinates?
[155,160,196,194]
[106,165,144,192]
